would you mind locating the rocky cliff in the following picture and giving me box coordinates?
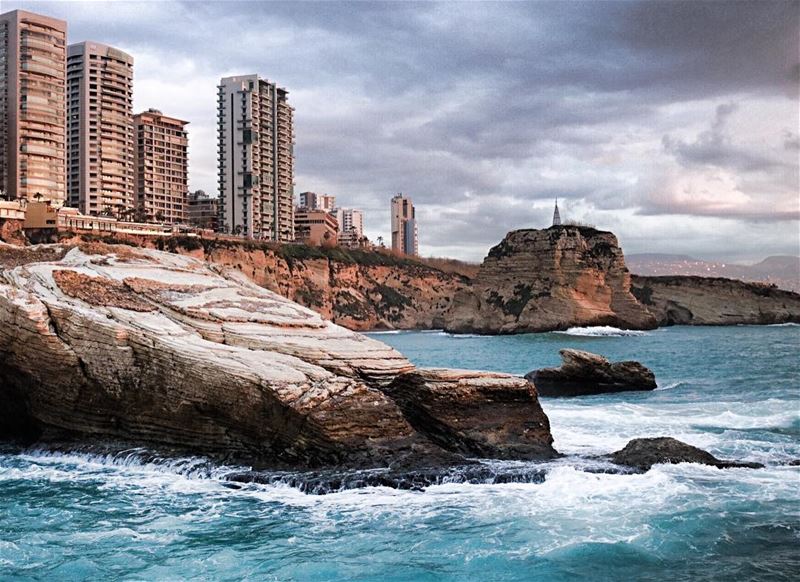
[444,226,658,334]
[631,275,800,326]
[151,238,469,332]
[0,242,555,470]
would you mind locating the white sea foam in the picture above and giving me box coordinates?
[544,398,800,459]
[556,326,649,337]
[655,381,685,391]
[767,322,800,327]
[366,330,403,335]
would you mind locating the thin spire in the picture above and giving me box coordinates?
[552,198,561,226]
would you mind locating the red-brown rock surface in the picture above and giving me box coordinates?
[154,239,470,331]
[444,226,658,334]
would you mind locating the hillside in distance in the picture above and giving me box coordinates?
[627,254,800,292]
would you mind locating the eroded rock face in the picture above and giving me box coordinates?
[383,369,557,460]
[444,226,658,334]
[0,244,555,470]
[176,241,470,331]
[631,275,800,326]
[608,437,764,471]
[526,349,657,397]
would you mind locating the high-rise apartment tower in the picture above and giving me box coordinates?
[217,75,294,240]
[0,10,67,202]
[390,193,418,256]
[134,108,189,224]
[67,41,134,216]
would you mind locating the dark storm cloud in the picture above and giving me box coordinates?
[5,0,799,259]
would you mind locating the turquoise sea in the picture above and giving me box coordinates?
[1,325,799,581]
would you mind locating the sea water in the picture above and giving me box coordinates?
[1,325,798,580]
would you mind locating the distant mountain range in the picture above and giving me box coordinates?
[626,254,800,292]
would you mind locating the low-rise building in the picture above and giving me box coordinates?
[294,208,338,246]
[24,201,174,237]
[187,190,219,231]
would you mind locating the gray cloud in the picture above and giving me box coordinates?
[5,0,799,260]
[663,103,788,172]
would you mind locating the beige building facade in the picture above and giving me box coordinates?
[390,193,418,256]
[217,74,295,240]
[295,208,338,246]
[134,108,188,224]
[67,41,134,217]
[0,10,67,202]
[298,191,335,212]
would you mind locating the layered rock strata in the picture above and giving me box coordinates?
[444,226,657,334]
[383,369,554,459]
[0,243,556,469]
[526,349,657,397]
[631,275,800,326]
[158,238,470,331]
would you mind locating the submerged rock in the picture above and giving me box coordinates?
[0,243,555,471]
[444,226,657,334]
[608,437,764,471]
[526,349,657,397]
[225,463,549,494]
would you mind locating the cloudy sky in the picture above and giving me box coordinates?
[10,0,799,261]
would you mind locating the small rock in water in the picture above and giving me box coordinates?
[526,349,657,397]
[607,437,764,471]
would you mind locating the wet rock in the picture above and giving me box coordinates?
[526,349,657,397]
[608,437,764,471]
[225,463,549,494]
[382,368,557,460]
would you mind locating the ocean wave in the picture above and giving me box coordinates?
[556,326,649,337]
[366,330,403,335]
[767,322,799,327]
[655,381,688,391]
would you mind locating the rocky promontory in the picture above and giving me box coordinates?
[0,243,555,470]
[631,275,800,326]
[444,226,658,334]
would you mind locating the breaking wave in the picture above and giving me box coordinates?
[556,326,649,337]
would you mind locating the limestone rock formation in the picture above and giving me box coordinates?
[153,237,470,331]
[0,243,555,470]
[608,437,764,471]
[631,275,800,326]
[526,349,657,397]
[444,226,657,334]
[383,369,555,460]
